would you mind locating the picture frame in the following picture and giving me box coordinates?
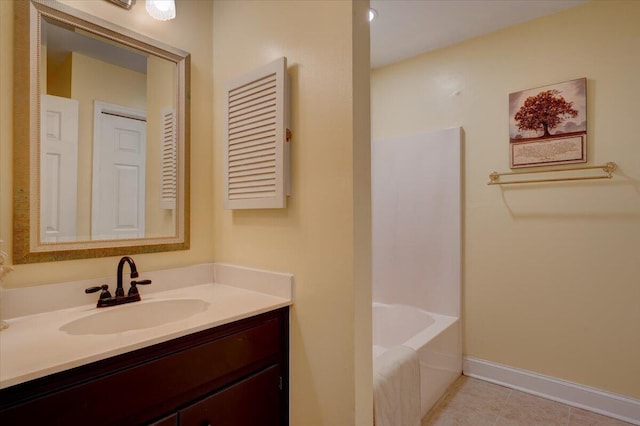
[509,78,587,168]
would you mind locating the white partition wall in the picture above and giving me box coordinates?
[372,127,461,317]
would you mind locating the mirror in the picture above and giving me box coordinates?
[14,0,190,263]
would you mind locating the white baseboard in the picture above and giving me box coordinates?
[463,356,640,425]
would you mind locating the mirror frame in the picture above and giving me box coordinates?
[14,0,190,263]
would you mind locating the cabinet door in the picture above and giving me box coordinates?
[149,413,178,426]
[180,365,281,426]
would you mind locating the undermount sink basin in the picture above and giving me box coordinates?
[60,299,210,335]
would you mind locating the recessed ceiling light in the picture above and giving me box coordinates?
[368,8,378,23]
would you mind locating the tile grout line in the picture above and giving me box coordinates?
[566,406,573,426]
[493,388,513,426]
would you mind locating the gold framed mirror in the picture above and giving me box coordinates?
[14,0,190,263]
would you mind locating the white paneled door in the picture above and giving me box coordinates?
[92,103,146,240]
[40,94,79,243]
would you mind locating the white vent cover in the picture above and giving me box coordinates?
[160,107,177,210]
[224,57,290,209]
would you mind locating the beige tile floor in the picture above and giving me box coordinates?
[422,376,633,426]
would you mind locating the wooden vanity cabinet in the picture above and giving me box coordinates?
[0,307,289,426]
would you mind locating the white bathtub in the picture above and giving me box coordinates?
[373,302,462,418]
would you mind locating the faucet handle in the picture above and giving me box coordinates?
[85,284,112,300]
[127,279,152,296]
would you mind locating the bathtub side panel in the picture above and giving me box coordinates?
[415,319,462,417]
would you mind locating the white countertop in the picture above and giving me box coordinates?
[0,263,293,389]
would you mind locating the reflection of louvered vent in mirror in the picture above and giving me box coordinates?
[160,107,177,210]
[224,57,290,209]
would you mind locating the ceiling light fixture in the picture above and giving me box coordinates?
[368,8,378,23]
[146,0,176,21]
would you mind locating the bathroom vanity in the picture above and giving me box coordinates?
[0,308,288,425]
[0,263,293,426]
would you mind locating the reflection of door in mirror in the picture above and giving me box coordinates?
[40,95,79,243]
[92,103,147,240]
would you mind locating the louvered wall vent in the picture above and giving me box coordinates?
[224,57,290,209]
[160,107,177,210]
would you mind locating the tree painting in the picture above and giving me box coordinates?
[514,89,578,138]
[509,78,587,168]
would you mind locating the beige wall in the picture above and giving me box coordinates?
[46,52,72,98]
[212,1,371,425]
[1,0,214,286]
[71,52,147,110]
[372,0,640,399]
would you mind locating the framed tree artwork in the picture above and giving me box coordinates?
[509,78,587,168]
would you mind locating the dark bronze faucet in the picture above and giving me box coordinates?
[116,256,138,297]
[85,256,152,308]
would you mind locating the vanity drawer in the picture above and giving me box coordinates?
[0,309,288,426]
